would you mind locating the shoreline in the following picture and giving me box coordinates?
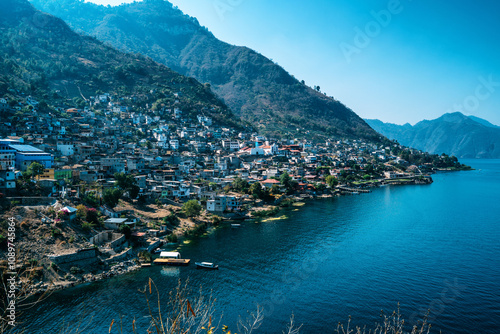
[26,173,440,295]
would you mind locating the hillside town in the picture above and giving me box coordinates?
[0,90,460,291]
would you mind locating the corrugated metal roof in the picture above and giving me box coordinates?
[9,144,43,152]
[105,218,128,224]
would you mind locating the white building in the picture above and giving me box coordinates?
[207,195,227,212]
[57,142,75,156]
[169,139,179,150]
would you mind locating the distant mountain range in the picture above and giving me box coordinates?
[30,0,382,142]
[1,0,241,127]
[365,112,500,158]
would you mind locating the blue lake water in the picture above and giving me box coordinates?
[22,159,500,333]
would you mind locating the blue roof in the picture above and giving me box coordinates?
[9,144,43,152]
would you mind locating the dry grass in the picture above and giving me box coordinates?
[336,304,433,334]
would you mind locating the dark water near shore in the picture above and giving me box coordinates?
[22,159,500,333]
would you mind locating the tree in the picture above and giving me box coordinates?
[25,162,45,178]
[182,200,202,217]
[270,184,281,195]
[114,172,140,198]
[232,177,249,193]
[315,183,326,192]
[163,213,179,226]
[103,188,122,208]
[82,191,100,207]
[86,208,99,225]
[76,204,87,221]
[249,182,264,199]
[280,171,297,194]
[325,175,338,188]
[119,224,132,239]
[279,171,292,188]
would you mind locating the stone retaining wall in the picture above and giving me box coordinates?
[48,248,98,265]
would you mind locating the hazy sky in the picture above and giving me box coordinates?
[85,0,500,125]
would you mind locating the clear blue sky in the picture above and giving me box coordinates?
[86,0,500,125]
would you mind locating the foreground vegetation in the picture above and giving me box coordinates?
[0,276,436,333]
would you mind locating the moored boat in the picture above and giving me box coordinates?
[153,251,190,266]
[195,262,219,270]
[153,258,190,266]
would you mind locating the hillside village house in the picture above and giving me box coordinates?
[0,139,53,171]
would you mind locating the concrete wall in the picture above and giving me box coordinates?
[90,231,127,251]
[7,197,56,206]
[48,248,98,265]
[104,248,134,265]
[110,235,126,251]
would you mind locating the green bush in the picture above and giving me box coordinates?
[166,233,178,243]
[182,200,202,217]
[163,213,179,226]
[81,222,95,232]
[70,266,80,275]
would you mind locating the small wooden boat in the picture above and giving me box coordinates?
[195,262,219,270]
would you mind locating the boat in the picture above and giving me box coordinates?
[153,258,190,266]
[153,251,191,266]
[231,223,241,228]
[195,262,219,270]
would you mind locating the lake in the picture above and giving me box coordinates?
[21,159,500,333]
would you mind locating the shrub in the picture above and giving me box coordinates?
[163,213,179,226]
[166,233,178,243]
[81,222,95,232]
[70,266,80,275]
[252,207,280,217]
[51,229,62,237]
[76,204,88,221]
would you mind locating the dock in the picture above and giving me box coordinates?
[337,187,371,194]
[153,258,191,266]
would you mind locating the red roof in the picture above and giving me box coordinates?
[261,179,281,184]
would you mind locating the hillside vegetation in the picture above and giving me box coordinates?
[1,0,239,127]
[30,0,382,141]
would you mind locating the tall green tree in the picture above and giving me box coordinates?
[325,175,338,188]
[280,171,297,194]
[182,200,202,217]
[114,172,140,199]
[232,177,249,193]
[25,162,45,178]
[249,182,264,199]
[103,188,122,208]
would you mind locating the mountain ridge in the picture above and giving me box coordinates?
[30,0,382,142]
[365,112,500,158]
[1,0,240,128]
